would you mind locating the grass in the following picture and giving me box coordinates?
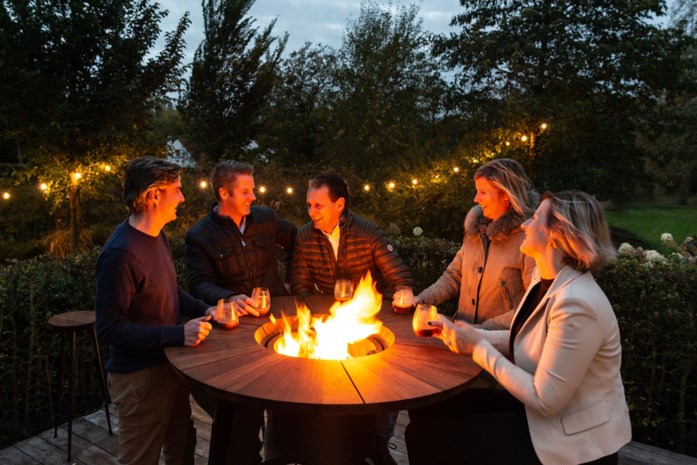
[605,199,697,251]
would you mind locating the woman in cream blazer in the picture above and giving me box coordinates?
[433,191,631,465]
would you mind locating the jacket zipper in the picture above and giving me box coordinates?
[473,233,490,324]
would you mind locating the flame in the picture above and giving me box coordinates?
[270,273,383,360]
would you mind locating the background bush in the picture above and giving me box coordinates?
[1,240,696,458]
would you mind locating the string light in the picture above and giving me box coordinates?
[259,186,267,194]
[363,184,371,192]
[39,183,48,191]
[2,192,10,200]
[199,180,208,189]
[453,167,460,173]
[521,135,528,142]
[411,178,418,186]
[387,181,396,191]
[104,165,112,172]
[71,172,82,183]
[285,187,293,194]
[540,123,548,131]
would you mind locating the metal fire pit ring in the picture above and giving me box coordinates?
[255,316,395,358]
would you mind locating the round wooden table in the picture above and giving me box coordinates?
[165,295,482,464]
[167,295,481,414]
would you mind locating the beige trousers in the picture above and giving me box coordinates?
[108,363,195,465]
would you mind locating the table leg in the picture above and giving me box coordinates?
[67,330,76,463]
[208,399,234,465]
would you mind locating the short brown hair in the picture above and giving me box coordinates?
[542,191,616,271]
[211,160,254,201]
[124,157,182,214]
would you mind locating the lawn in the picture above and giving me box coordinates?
[605,200,697,251]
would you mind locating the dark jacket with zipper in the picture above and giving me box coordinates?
[290,211,414,297]
[185,204,296,305]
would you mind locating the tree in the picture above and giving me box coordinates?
[326,1,450,179]
[640,0,697,205]
[436,0,694,203]
[256,43,338,168]
[0,0,190,252]
[180,0,287,163]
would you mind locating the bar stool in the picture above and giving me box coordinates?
[48,310,112,462]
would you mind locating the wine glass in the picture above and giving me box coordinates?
[412,304,439,337]
[334,279,354,302]
[392,288,416,314]
[251,287,271,316]
[216,299,239,329]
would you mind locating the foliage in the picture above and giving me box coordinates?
[326,1,450,179]
[0,251,104,446]
[435,0,696,204]
[597,259,697,455]
[256,43,338,167]
[0,0,191,252]
[180,0,287,163]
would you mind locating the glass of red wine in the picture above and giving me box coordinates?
[412,303,439,337]
[392,288,416,314]
[334,279,354,302]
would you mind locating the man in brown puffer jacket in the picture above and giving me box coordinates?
[289,172,414,465]
[291,172,414,299]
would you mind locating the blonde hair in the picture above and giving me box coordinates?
[543,191,616,271]
[474,158,534,217]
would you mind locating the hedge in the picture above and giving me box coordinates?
[1,238,695,457]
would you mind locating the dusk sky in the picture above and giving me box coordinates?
[157,0,465,62]
[155,0,675,70]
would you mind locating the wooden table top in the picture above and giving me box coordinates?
[48,310,96,330]
[166,295,482,415]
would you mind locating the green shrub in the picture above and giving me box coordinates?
[0,251,103,445]
[597,259,697,455]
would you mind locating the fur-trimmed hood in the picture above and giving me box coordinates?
[465,190,540,242]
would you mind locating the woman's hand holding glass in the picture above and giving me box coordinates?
[431,318,484,355]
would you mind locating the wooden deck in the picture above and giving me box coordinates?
[2,399,696,465]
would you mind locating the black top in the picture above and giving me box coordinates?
[509,278,553,362]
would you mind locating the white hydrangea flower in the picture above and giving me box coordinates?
[412,226,423,237]
[661,233,675,244]
[644,249,667,264]
[617,243,635,257]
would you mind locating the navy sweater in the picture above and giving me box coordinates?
[95,220,208,373]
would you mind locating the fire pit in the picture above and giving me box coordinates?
[165,294,482,464]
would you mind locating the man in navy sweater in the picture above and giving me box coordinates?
[96,157,215,465]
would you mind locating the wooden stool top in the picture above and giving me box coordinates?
[48,310,96,330]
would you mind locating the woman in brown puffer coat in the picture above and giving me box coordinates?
[416,158,539,330]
